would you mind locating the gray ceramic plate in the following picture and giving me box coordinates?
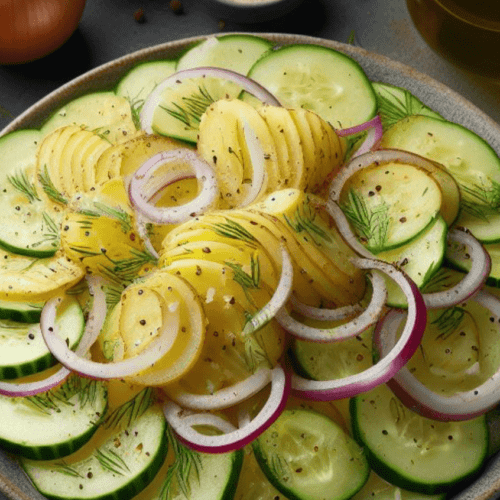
[1,33,500,500]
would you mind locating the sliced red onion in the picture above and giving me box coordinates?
[376,290,500,421]
[422,228,491,309]
[291,258,426,401]
[242,246,293,335]
[163,364,290,453]
[165,368,273,411]
[0,276,107,397]
[140,66,281,134]
[41,294,181,380]
[128,149,218,225]
[275,271,386,342]
[336,115,383,157]
[289,294,364,322]
[238,118,268,207]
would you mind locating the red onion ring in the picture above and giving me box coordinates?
[291,258,426,401]
[289,294,364,322]
[128,149,218,225]
[140,66,281,134]
[336,115,383,158]
[165,368,273,411]
[275,271,386,342]
[41,292,181,380]
[422,228,491,309]
[376,290,500,421]
[163,364,290,453]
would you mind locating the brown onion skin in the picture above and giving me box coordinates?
[0,0,86,64]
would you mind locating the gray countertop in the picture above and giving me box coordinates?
[0,1,499,499]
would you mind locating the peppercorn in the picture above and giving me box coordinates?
[134,8,146,23]
[169,0,183,14]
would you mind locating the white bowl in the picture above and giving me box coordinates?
[200,0,305,23]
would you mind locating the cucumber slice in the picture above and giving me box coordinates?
[116,59,177,129]
[0,129,61,257]
[0,375,107,460]
[372,81,443,130]
[145,428,243,500]
[352,471,445,500]
[0,296,84,379]
[291,324,374,382]
[446,239,500,287]
[0,299,44,323]
[176,34,273,74]
[376,215,447,308]
[245,44,377,129]
[253,408,369,500]
[380,115,500,243]
[21,404,167,500]
[41,92,137,144]
[339,162,442,253]
[350,384,489,495]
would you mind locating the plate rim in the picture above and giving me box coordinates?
[1,31,500,500]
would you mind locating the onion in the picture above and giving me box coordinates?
[376,290,500,421]
[0,0,86,64]
[128,149,218,225]
[291,258,426,401]
[165,368,273,411]
[163,364,290,453]
[242,246,293,335]
[336,115,383,157]
[421,228,491,309]
[0,276,106,397]
[41,290,181,380]
[140,67,281,134]
[275,271,386,342]
[289,295,364,322]
[238,119,268,207]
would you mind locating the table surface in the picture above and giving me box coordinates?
[0,0,499,498]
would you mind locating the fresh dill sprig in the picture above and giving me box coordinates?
[54,460,84,478]
[94,447,131,476]
[158,427,202,499]
[99,248,158,283]
[460,179,500,221]
[104,387,154,429]
[7,170,40,203]
[26,376,101,415]
[159,84,216,130]
[431,307,466,340]
[76,202,133,234]
[340,188,389,251]
[38,165,68,205]
[283,201,333,244]
[211,219,257,244]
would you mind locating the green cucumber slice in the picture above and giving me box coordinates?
[376,215,447,308]
[0,296,84,379]
[339,162,442,253]
[116,59,177,130]
[21,403,167,500]
[146,428,243,500]
[0,375,107,460]
[0,129,61,257]
[253,408,369,500]
[291,325,374,382]
[176,34,273,74]
[0,299,44,323]
[41,92,137,144]
[380,114,500,243]
[352,471,445,500]
[245,44,377,129]
[350,384,488,495]
[372,81,443,130]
